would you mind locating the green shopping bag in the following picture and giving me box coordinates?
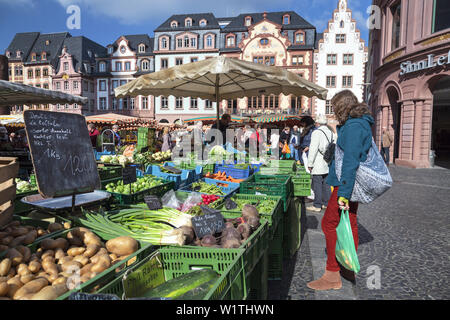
[335,210,360,273]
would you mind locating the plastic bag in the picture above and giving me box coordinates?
[335,210,360,273]
[180,192,203,213]
[282,142,290,154]
[161,190,182,210]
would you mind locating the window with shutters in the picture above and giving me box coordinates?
[176,97,183,108]
[190,98,198,108]
[161,96,168,109]
[142,97,148,110]
[292,55,304,66]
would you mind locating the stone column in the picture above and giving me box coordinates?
[400,100,414,162]
[412,99,423,164]
[421,99,433,167]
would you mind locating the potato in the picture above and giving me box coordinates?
[42,260,58,275]
[8,235,27,248]
[22,230,38,245]
[66,231,83,246]
[29,253,39,262]
[47,223,64,233]
[37,228,46,237]
[42,256,55,264]
[28,260,41,274]
[0,281,9,296]
[61,261,82,273]
[47,273,59,283]
[10,227,29,237]
[67,247,85,257]
[90,255,111,274]
[0,258,12,276]
[6,248,23,266]
[6,276,23,298]
[1,236,13,246]
[106,236,138,256]
[20,274,35,284]
[52,277,67,285]
[63,222,71,230]
[40,239,58,250]
[73,255,89,266]
[57,256,73,265]
[83,244,99,258]
[79,263,93,276]
[0,231,9,238]
[54,248,66,261]
[79,273,91,284]
[6,267,16,279]
[31,283,68,300]
[16,246,31,263]
[5,221,20,228]
[90,248,108,263]
[13,278,48,300]
[17,264,31,276]
[108,253,118,261]
[0,276,7,282]
[41,250,54,260]
[18,293,36,300]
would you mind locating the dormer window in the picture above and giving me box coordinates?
[171,21,178,28]
[185,17,192,27]
[6,51,10,58]
[41,52,47,60]
[226,34,236,47]
[31,53,36,62]
[295,30,305,44]
[120,45,126,54]
[108,46,113,54]
[245,16,252,27]
[138,44,146,53]
[199,19,207,27]
[283,14,290,25]
[16,51,21,58]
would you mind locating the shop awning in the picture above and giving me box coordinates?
[0,80,88,106]
[183,115,247,124]
[0,114,24,126]
[250,114,303,123]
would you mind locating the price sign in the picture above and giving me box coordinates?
[191,210,225,239]
[122,166,137,185]
[144,195,162,210]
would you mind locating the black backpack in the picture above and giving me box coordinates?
[318,129,335,164]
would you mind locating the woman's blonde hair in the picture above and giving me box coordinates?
[331,90,371,125]
[163,127,169,135]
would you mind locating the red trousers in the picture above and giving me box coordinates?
[321,187,359,272]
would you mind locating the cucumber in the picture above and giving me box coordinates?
[143,269,219,299]
[176,279,217,300]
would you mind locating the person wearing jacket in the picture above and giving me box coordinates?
[306,115,334,212]
[299,116,316,165]
[307,90,374,291]
[289,126,301,163]
[279,127,291,159]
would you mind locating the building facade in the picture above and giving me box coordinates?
[367,0,450,168]
[152,13,221,123]
[219,11,317,116]
[313,0,368,125]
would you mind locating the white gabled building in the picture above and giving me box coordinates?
[313,0,368,124]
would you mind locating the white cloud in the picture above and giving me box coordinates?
[53,0,293,25]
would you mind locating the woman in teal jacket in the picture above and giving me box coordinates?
[307,90,374,291]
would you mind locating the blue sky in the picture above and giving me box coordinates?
[0,0,372,53]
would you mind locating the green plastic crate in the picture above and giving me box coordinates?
[247,249,268,300]
[283,197,302,259]
[268,216,284,280]
[97,165,123,180]
[267,160,297,169]
[292,174,312,197]
[97,248,248,300]
[214,193,283,240]
[239,174,292,212]
[107,180,175,205]
[259,166,296,176]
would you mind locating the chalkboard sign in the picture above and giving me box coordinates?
[24,110,100,198]
[144,195,162,210]
[122,166,137,185]
[191,210,225,239]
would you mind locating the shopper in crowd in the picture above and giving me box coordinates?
[0,126,13,151]
[161,127,172,152]
[299,116,316,167]
[289,125,301,163]
[87,123,100,150]
[306,114,333,213]
[307,90,374,291]
[112,125,121,149]
[9,132,21,149]
[208,114,232,146]
[380,127,393,165]
[279,127,291,159]
[270,129,280,158]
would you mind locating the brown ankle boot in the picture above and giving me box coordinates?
[307,270,342,290]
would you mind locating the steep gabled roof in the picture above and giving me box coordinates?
[60,36,107,74]
[108,34,154,56]
[221,11,315,32]
[25,32,71,68]
[5,32,40,61]
[155,13,220,32]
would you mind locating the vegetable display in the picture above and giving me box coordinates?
[0,227,139,300]
[204,172,245,183]
[100,155,133,167]
[0,220,70,254]
[223,197,278,214]
[191,181,225,196]
[105,176,164,194]
[150,151,172,163]
[15,179,37,194]
[133,151,153,168]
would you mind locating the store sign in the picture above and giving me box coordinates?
[400,51,450,75]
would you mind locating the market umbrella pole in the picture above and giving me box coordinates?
[215,74,220,130]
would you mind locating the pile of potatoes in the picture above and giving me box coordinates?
[0,220,71,253]
[0,227,139,300]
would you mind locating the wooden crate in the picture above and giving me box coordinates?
[0,157,19,227]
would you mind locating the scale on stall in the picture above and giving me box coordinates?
[20,110,110,213]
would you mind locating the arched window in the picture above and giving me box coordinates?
[185,18,192,27]
[200,19,207,27]
[244,16,252,26]
[206,35,213,47]
[161,37,168,49]
[141,60,149,71]
[283,14,290,25]
[295,31,305,44]
[226,34,235,47]
[340,20,344,28]
[171,21,178,28]
[138,44,146,53]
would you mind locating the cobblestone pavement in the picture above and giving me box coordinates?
[268,165,450,300]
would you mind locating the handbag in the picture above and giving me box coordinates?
[282,142,291,154]
[317,129,335,164]
[335,138,393,204]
